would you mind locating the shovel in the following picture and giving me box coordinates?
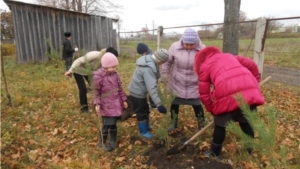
[166,76,272,155]
[166,121,214,155]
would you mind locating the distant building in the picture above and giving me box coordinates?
[163,32,180,39]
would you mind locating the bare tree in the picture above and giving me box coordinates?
[223,0,241,55]
[35,0,122,16]
[0,10,14,40]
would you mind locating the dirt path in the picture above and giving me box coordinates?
[263,66,300,86]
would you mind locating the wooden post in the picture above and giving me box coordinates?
[253,18,267,79]
[116,31,120,55]
[157,26,163,50]
[1,52,12,107]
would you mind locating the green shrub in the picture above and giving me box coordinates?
[1,43,16,56]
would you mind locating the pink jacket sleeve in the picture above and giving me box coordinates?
[236,56,260,82]
[199,65,213,112]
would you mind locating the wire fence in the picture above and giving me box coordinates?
[118,16,300,69]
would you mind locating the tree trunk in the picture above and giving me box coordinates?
[223,0,240,55]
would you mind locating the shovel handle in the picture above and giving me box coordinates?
[259,76,271,86]
[183,121,214,145]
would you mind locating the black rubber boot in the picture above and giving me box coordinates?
[168,111,178,132]
[80,105,88,113]
[203,142,222,158]
[110,129,117,150]
[98,131,108,148]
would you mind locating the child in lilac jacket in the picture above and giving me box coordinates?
[92,53,128,151]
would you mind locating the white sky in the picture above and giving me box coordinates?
[1,0,299,32]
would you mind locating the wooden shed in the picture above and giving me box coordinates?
[4,0,118,63]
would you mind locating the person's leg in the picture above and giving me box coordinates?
[83,75,90,86]
[98,125,109,148]
[73,73,88,112]
[130,96,153,138]
[192,105,205,129]
[238,105,256,154]
[239,122,254,154]
[204,125,225,157]
[109,124,117,150]
[65,57,73,71]
[168,104,179,132]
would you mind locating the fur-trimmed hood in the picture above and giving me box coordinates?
[194,46,221,77]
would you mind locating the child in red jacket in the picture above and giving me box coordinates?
[194,46,265,158]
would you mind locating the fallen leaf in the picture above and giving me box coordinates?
[11,151,20,159]
[135,141,142,145]
[116,156,126,163]
[28,150,38,161]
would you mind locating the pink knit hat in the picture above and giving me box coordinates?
[101,53,119,68]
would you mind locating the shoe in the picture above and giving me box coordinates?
[98,130,108,148]
[203,142,222,158]
[80,105,88,113]
[137,120,153,139]
[110,129,117,150]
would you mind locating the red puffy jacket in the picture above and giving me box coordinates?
[194,47,264,115]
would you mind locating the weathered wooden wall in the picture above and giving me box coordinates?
[5,0,117,63]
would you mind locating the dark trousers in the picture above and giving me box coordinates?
[102,124,117,132]
[64,57,73,71]
[130,96,150,121]
[212,106,256,144]
[170,104,204,118]
[73,73,89,109]
[212,122,254,144]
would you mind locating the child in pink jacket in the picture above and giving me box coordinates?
[194,46,264,158]
[92,53,128,151]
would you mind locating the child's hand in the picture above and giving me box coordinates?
[95,105,100,114]
[123,102,128,109]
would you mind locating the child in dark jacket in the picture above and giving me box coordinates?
[194,46,265,158]
[92,53,128,151]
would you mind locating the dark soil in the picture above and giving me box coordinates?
[126,130,233,169]
[122,96,232,169]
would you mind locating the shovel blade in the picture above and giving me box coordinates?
[166,142,184,155]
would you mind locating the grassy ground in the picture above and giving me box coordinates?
[1,51,300,168]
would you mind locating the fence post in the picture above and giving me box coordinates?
[116,31,120,55]
[253,18,267,79]
[157,26,163,50]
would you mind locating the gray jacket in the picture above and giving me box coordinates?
[129,54,162,107]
